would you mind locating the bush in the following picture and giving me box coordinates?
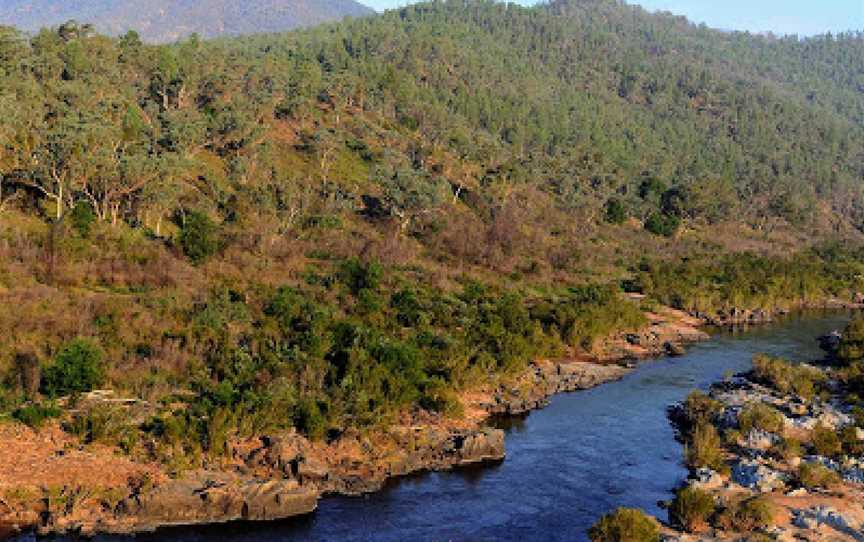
[798,462,841,489]
[738,403,785,435]
[338,258,383,296]
[811,423,842,457]
[773,437,804,461]
[41,338,104,397]
[681,391,722,435]
[669,486,715,533]
[685,423,726,472]
[12,402,61,428]
[180,211,220,264]
[841,425,864,456]
[68,201,96,237]
[588,508,660,542]
[644,212,680,237]
[752,355,824,399]
[838,318,864,365]
[716,497,775,532]
[604,198,627,224]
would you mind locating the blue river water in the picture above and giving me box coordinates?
[35,311,853,542]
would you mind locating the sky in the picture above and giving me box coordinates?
[361,0,864,37]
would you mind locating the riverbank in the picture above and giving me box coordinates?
[662,338,864,540]
[0,305,710,539]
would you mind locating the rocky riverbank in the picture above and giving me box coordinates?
[0,305,709,539]
[662,340,864,541]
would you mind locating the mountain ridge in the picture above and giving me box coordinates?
[0,0,375,42]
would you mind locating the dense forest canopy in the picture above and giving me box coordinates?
[0,0,863,447]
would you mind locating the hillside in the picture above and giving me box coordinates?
[0,0,374,42]
[0,0,863,524]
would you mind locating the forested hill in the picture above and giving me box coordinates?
[0,0,374,43]
[0,1,864,443]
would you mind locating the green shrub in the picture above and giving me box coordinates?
[773,437,804,461]
[588,508,660,542]
[669,486,715,533]
[752,355,824,399]
[295,398,328,441]
[12,402,61,428]
[65,405,130,445]
[716,497,775,532]
[838,318,864,365]
[644,212,680,237]
[798,462,841,489]
[840,425,864,456]
[339,258,383,296]
[681,391,722,435]
[738,403,785,435]
[180,211,220,264]
[41,338,104,397]
[604,198,627,224]
[685,423,727,472]
[811,423,842,457]
[69,201,96,237]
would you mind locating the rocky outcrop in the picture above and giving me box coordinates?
[120,477,318,532]
[480,361,630,416]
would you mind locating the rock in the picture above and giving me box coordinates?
[743,429,780,451]
[453,428,505,464]
[732,460,788,492]
[664,341,686,356]
[240,481,318,521]
[818,331,843,354]
[297,457,330,483]
[690,468,724,490]
[125,475,319,530]
[793,506,861,532]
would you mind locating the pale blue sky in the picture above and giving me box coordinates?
[361,0,864,37]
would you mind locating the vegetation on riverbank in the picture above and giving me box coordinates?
[0,0,862,500]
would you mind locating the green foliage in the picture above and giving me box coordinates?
[811,423,842,457]
[631,250,861,316]
[737,403,785,435]
[12,402,61,428]
[716,497,775,532]
[798,462,841,489]
[588,508,659,542]
[840,425,864,456]
[180,212,220,264]
[41,338,104,397]
[339,258,383,296]
[838,318,864,365]
[643,212,680,237]
[685,423,726,473]
[669,486,715,533]
[752,355,824,400]
[604,198,627,225]
[773,437,804,461]
[529,285,646,351]
[68,201,96,237]
[679,391,722,437]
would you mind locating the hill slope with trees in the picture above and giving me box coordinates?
[0,0,863,463]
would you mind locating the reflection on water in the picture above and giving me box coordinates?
[32,311,853,542]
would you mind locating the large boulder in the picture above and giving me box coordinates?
[125,475,318,530]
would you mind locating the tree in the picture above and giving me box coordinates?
[180,211,220,264]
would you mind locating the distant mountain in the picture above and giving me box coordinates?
[0,0,375,42]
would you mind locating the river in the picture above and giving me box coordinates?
[27,311,853,542]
